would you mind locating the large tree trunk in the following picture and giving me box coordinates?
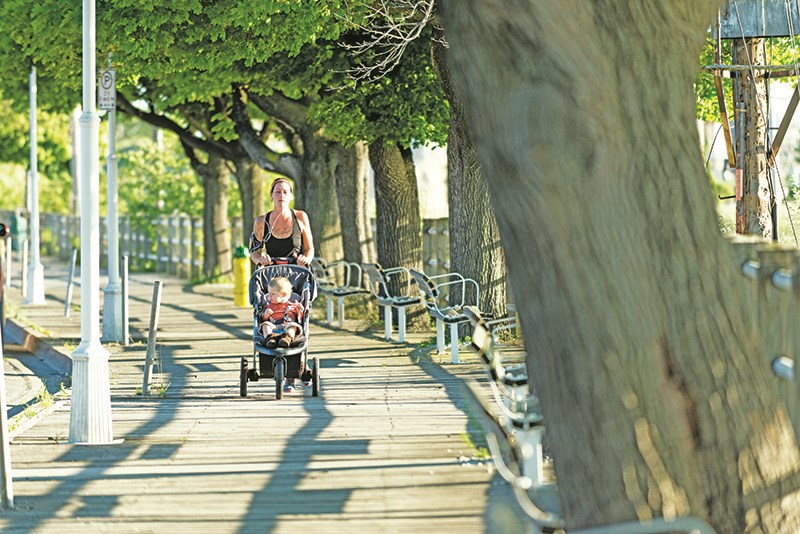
[196,153,232,278]
[233,156,264,246]
[431,40,508,322]
[369,138,426,329]
[335,141,375,276]
[440,2,796,532]
[369,138,423,270]
[178,139,232,279]
[298,134,344,264]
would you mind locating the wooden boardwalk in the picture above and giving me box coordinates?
[0,257,517,533]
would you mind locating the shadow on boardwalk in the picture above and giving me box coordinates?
[0,253,528,533]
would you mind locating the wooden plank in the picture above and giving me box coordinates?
[714,70,737,168]
[769,83,800,166]
[0,256,500,533]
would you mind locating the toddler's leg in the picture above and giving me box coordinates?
[278,326,300,348]
[259,322,276,338]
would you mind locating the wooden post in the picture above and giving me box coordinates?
[142,280,163,396]
[757,248,794,407]
[190,217,200,281]
[439,219,450,275]
[733,38,772,238]
[122,255,129,346]
[178,216,188,279]
[59,215,68,260]
[156,216,165,273]
[788,252,800,443]
[167,216,176,275]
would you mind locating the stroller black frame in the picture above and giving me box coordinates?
[239,262,319,399]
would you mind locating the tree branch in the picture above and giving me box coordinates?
[230,85,301,179]
[337,0,443,84]
[247,90,311,131]
[116,92,233,159]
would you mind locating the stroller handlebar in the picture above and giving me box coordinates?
[266,256,297,265]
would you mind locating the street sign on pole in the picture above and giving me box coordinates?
[102,55,123,343]
[98,67,116,111]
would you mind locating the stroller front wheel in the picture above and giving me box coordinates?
[274,358,285,400]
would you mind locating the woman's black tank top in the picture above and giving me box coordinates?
[264,210,302,257]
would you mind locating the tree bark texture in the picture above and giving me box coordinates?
[369,138,427,328]
[233,156,264,246]
[734,38,772,238]
[196,153,232,278]
[439,1,798,532]
[369,138,423,270]
[335,141,376,278]
[299,134,344,264]
[432,40,508,322]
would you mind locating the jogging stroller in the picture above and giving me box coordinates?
[240,260,319,399]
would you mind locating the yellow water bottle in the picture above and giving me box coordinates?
[233,245,251,307]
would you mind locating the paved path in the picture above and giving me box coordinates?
[3,348,57,421]
[0,254,515,533]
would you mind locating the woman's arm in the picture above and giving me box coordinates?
[295,210,315,266]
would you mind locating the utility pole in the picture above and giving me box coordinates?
[732,38,772,239]
[715,1,800,241]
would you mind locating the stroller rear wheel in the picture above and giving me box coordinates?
[239,357,248,397]
[275,358,285,400]
[311,356,320,397]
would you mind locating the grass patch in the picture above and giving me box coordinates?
[137,379,171,398]
[460,431,491,461]
[36,386,54,409]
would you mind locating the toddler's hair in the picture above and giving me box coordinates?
[268,276,293,294]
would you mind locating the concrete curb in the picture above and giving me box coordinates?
[3,318,73,377]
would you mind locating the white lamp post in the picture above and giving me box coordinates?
[101,58,122,342]
[69,0,113,444]
[24,66,45,305]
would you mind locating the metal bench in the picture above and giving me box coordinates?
[311,258,369,327]
[361,263,422,342]
[409,268,481,364]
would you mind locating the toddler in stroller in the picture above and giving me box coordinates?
[259,276,305,349]
[240,261,319,399]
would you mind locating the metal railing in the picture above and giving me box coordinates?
[0,210,453,281]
